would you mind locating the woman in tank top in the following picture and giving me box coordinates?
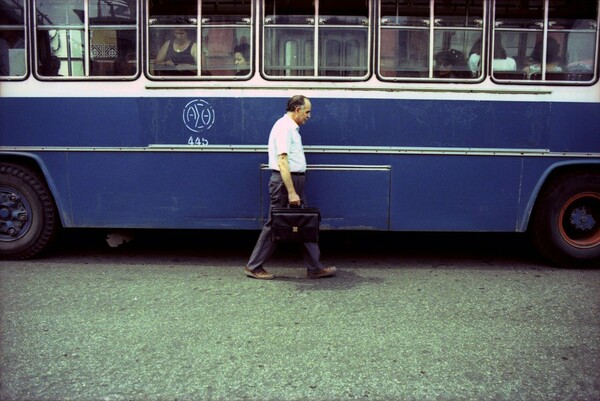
[155,29,198,75]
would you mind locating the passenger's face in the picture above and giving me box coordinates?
[436,62,452,77]
[234,52,248,68]
[173,30,188,41]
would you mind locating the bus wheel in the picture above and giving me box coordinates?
[531,172,600,267]
[0,163,59,259]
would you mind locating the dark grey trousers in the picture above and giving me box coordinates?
[247,172,323,271]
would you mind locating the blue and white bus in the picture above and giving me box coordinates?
[1,0,599,266]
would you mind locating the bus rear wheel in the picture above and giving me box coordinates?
[531,172,600,267]
[0,163,59,259]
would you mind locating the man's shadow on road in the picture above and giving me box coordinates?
[274,268,384,291]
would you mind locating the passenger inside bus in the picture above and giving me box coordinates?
[523,37,563,77]
[113,53,136,76]
[155,29,197,75]
[39,55,61,76]
[233,43,250,76]
[434,49,469,78]
[202,29,242,76]
[468,39,517,76]
[565,20,596,75]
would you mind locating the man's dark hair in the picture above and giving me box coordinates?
[286,95,307,112]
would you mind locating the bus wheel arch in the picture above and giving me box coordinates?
[530,166,600,267]
[0,161,60,259]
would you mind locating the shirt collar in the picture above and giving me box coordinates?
[285,113,299,130]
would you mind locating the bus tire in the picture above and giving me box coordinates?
[531,172,600,267]
[0,163,59,259]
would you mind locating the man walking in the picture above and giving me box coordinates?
[244,95,336,280]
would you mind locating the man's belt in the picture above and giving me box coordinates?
[273,170,306,176]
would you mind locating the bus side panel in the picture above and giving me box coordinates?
[306,98,552,149]
[301,152,524,232]
[63,151,266,229]
[2,97,599,234]
[261,167,392,230]
[388,155,524,232]
[63,152,395,230]
[144,96,283,147]
[547,102,600,152]
[2,98,599,153]
[0,98,148,147]
[0,97,284,148]
[21,150,597,233]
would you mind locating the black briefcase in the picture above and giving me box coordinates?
[271,206,321,243]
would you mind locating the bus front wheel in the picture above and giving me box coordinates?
[531,172,600,267]
[0,163,59,259]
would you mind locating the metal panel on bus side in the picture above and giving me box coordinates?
[1,97,597,152]
[1,96,598,233]
[260,166,391,230]
[304,152,524,232]
[388,155,523,232]
[63,151,265,229]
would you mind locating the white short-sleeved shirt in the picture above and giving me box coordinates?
[268,113,307,173]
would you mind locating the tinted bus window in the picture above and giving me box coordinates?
[493,0,598,83]
[147,0,252,79]
[379,0,484,81]
[0,0,26,79]
[263,0,370,79]
[34,0,138,78]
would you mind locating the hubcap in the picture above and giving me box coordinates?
[558,192,600,249]
[0,187,32,242]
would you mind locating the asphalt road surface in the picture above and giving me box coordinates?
[1,230,599,401]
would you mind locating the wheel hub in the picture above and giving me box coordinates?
[559,192,600,249]
[570,207,596,231]
[0,189,31,241]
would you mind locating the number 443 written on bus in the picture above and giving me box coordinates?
[188,137,209,146]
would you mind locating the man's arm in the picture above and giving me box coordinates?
[278,154,301,206]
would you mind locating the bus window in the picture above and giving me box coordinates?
[89,0,138,77]
[147,0,252,79]
[0,0,26,79]
[379,0,484,81]
[202,1,252,77]
[263,0,370,79]
[34,0,138,79]
[150,27,199,77]
[263,0,315,77]
[493,0,598,83]
[551,0,598,81]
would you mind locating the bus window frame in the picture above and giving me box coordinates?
[145,0,254,81]
[491,0,600,86]
[0,0,28,81]
[261,0,372,81]
[377,0,487,83]
[33,0,140,81]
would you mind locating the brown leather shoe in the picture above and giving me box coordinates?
[244,266,274,280]
[307,266,337,279]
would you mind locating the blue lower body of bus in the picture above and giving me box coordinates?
[1,96,599,233]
